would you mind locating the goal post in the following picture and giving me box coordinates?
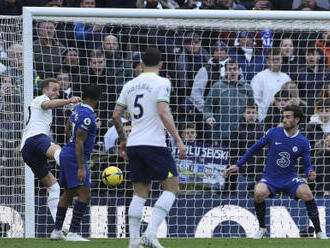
[18,7,330,238]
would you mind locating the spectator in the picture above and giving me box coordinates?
[85,50,122,136]
[61,47,88,94]
[0,73,22,189]
[253,0,273,10]
[230,103,265,193]
[52,70,73,146]
[263,89,292,131]
[296,2,314,10]
[280,37,300,78]
[203,58,254,143]
[297,47,330,116]
[251,48,291,122]
[228,31,266,82]
[316,31,330,70]
[180,122,198,143]
[317,81,330,102]
[136,0,170,8]
[281,81,307,112]
[73,0,108,52]
[33,20,65,79]
[190,41,230,113]
[177,31,210,121]
[5,43,23,96]
[200,0,215,9]
[100,34,130,82]
[313,133,330,196]
[306,98,330,155]
[214,0,246,9]
[293,0,329,10]
[179,0,201,9]
[0,0,23,15]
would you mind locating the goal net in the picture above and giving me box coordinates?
[3,8,330,238]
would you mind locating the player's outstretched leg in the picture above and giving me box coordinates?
[41,172,60,223]
[296,184,328,239]
[253,183,270,239]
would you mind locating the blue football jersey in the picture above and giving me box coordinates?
[237,127,313,178]
[62,103,97,157]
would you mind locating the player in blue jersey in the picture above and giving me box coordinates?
[50,84,101,241]
[225,105,328,239]
[113,48,186,248]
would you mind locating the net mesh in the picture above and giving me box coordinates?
[0,16,24,237]
[2,11,330,238]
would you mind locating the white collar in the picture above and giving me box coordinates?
[283,128,299,138]
[81,103,94,112]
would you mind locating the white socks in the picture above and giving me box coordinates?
[54,149,61,166]
[47,182,60,222]
[128,195,146,243]
[145,191,176,236]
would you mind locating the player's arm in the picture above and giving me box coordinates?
[112,104,128,160]
[225,130,270,178]
[65,118,71,140]
[158,101,186,159]
[302,142,315,180]
[75,128,88,184]
[41,96,81,110]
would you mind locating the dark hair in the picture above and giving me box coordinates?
[316,98,330,111]
[266,48,281,59]
[274,89,290,101]
[245,102,258,111]
[41,78,59,91]
[142,47,161,66]
[282,105,304,123]
[82,84,101,100]
[225,58,239,68]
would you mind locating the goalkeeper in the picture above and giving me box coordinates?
[225,104,327,239]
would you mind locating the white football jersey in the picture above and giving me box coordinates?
[117,72,171,147]
[20,94,52,149]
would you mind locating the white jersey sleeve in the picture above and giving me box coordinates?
[157,80,171,103]
[20,95,53,149]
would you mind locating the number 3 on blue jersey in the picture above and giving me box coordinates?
[134,94,144,119]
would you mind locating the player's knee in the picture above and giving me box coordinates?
[301,192,314,201]
[254,191,267,202]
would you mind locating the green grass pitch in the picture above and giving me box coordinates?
[1,238,329,248]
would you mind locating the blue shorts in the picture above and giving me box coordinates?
[127,146,178,184]
[21,134,53,179]
[59,147,91,189]
[258,176,306,199]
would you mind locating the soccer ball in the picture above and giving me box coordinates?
[101,166,123,187]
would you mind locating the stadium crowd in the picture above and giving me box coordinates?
[0,0,330,197]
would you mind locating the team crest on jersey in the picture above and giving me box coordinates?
[292,146,298,152]
[83,117,91,126]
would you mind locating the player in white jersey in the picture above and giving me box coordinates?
[113,48,186,248]
[21,78,81,222]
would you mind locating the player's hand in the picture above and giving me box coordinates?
[206,117,216,127]
[69,96,82,104]
[77,167,86,184]
[176,140,186,160]
[224,165,239,178]
[308,170,316,180]
[119,140,128,160]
